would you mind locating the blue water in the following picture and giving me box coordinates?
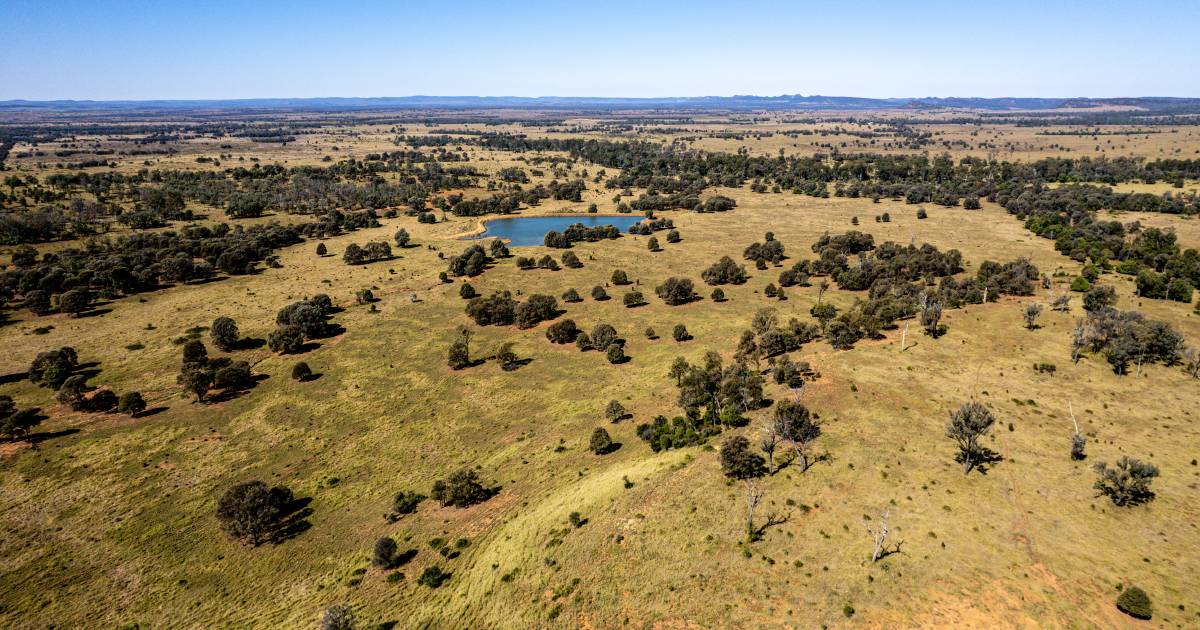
[471,215,643,246]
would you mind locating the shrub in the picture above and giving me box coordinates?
[561,251,582,268]
[623,291,646,307]
[1094,457,1159,506]
[418,566,450,588]
[568,511,587,528]
[514,294,559,329]
[611,270,630,285]
[561,288,581,303]
[606,344,626,364]
[30,347,78,389]
[319,604,355,630]
[465,291,517,326]
[316,242,328,256]
[711,288,726,302]
[1070,276,1091,292]
[673,324,690,341]
[590,427,614,454]
[459,283,477,299]
[591,286,609,301]
[0,399,43,441]
[87,389,118,412]
[117,391,146,416]
[702,256,750,285]
[1115,586,1152,619]
[394,228,411,247]
[291,362,312,381]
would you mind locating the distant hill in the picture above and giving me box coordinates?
[2,95,1199,112]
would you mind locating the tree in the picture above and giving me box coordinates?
[431,468,490,507]
[448,327,471,370]
[921,300,943,337]
[343,243,367,265]
[417,566,450,588]
[810,302,837,331]
[316,242,328,256]
[211,316,240,352]
[496,342,519,370]
[215,480,295,545]
[622,291,645,307]
[561,288,581,303]
[672,323,690,341]
[773,400,819,471]
[1083,285,1117,312]
[182,339,209,368]
[864,509,896,562]
[373,536,399,568]
[459,283,477,299]
[590,427,614,454]
[268,324,304,354]
[719,436,774,540]
[394,228,411,248]
[591,323,618,350]
[1023,303,1042,330]
[57,289,91,316]
[605,400,627,422]
[711,288,726,302]
[180,368,213,402]
[0,397,42,441]
[591,286,609,301]
[87,389,118,412]
[647,236,661,251]
[29,347,78,389]
[546,319,580,344]
[56,375,89,409]
[1094,457,1158,506]
[655,277,696,305]
[611,270,630,285]
[606,344,626,364]
[668,357,689,386]
[319,604,356,630]
[946,401,995,474]
[1115,586,1153,620]
[117,391,146,416]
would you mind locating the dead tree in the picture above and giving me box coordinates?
[1068,401,1086,460]
[745,479,788,542]
[759,427,780,474]
[1185,347,1200,379]
[864,509,899,562]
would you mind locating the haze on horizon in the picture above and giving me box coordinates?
[2,0,1198,102]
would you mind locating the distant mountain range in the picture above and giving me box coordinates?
[2,95,1199,112]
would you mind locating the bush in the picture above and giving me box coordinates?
[711,288,726,302]
[623,291,645,307]
[611,270,630,285]
[291,362,312,381]
[702,256,750,285]
[418,566,450,588]
[87,389,118,412]
[606,344,626,364]
[673,324,690,341]
[319,604,355,630]
[591,324,618,349]
[117,391,146,416]
[459,283,477,299]
[1094,457,1159,506]
[1115,586,1152,620]
[591,286,609,301]
[1070,276,1091,292]
[316,242,328,256]
[392,491,425,515]
[590,427,614,454]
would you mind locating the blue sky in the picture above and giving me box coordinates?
[1,0,1197,100]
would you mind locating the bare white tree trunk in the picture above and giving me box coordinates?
[864,509,891,562]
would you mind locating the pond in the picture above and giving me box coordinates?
[469,215,643,247]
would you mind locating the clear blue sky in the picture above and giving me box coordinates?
[2,0,1197,100]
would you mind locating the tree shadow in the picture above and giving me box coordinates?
[0,371,29,385]
[136,406,168,418]
[501,358,533,372]
[958,446,1004,475]
[298,372,323,383]
[235,337,266,350]
[26,427,80,445]
[597,441,622,455]
[875,539,905,561]
[186,276,230,287]
[269,497,314,544]
[74,308,113,318]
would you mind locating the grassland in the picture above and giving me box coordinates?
[2,115,1199,629]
